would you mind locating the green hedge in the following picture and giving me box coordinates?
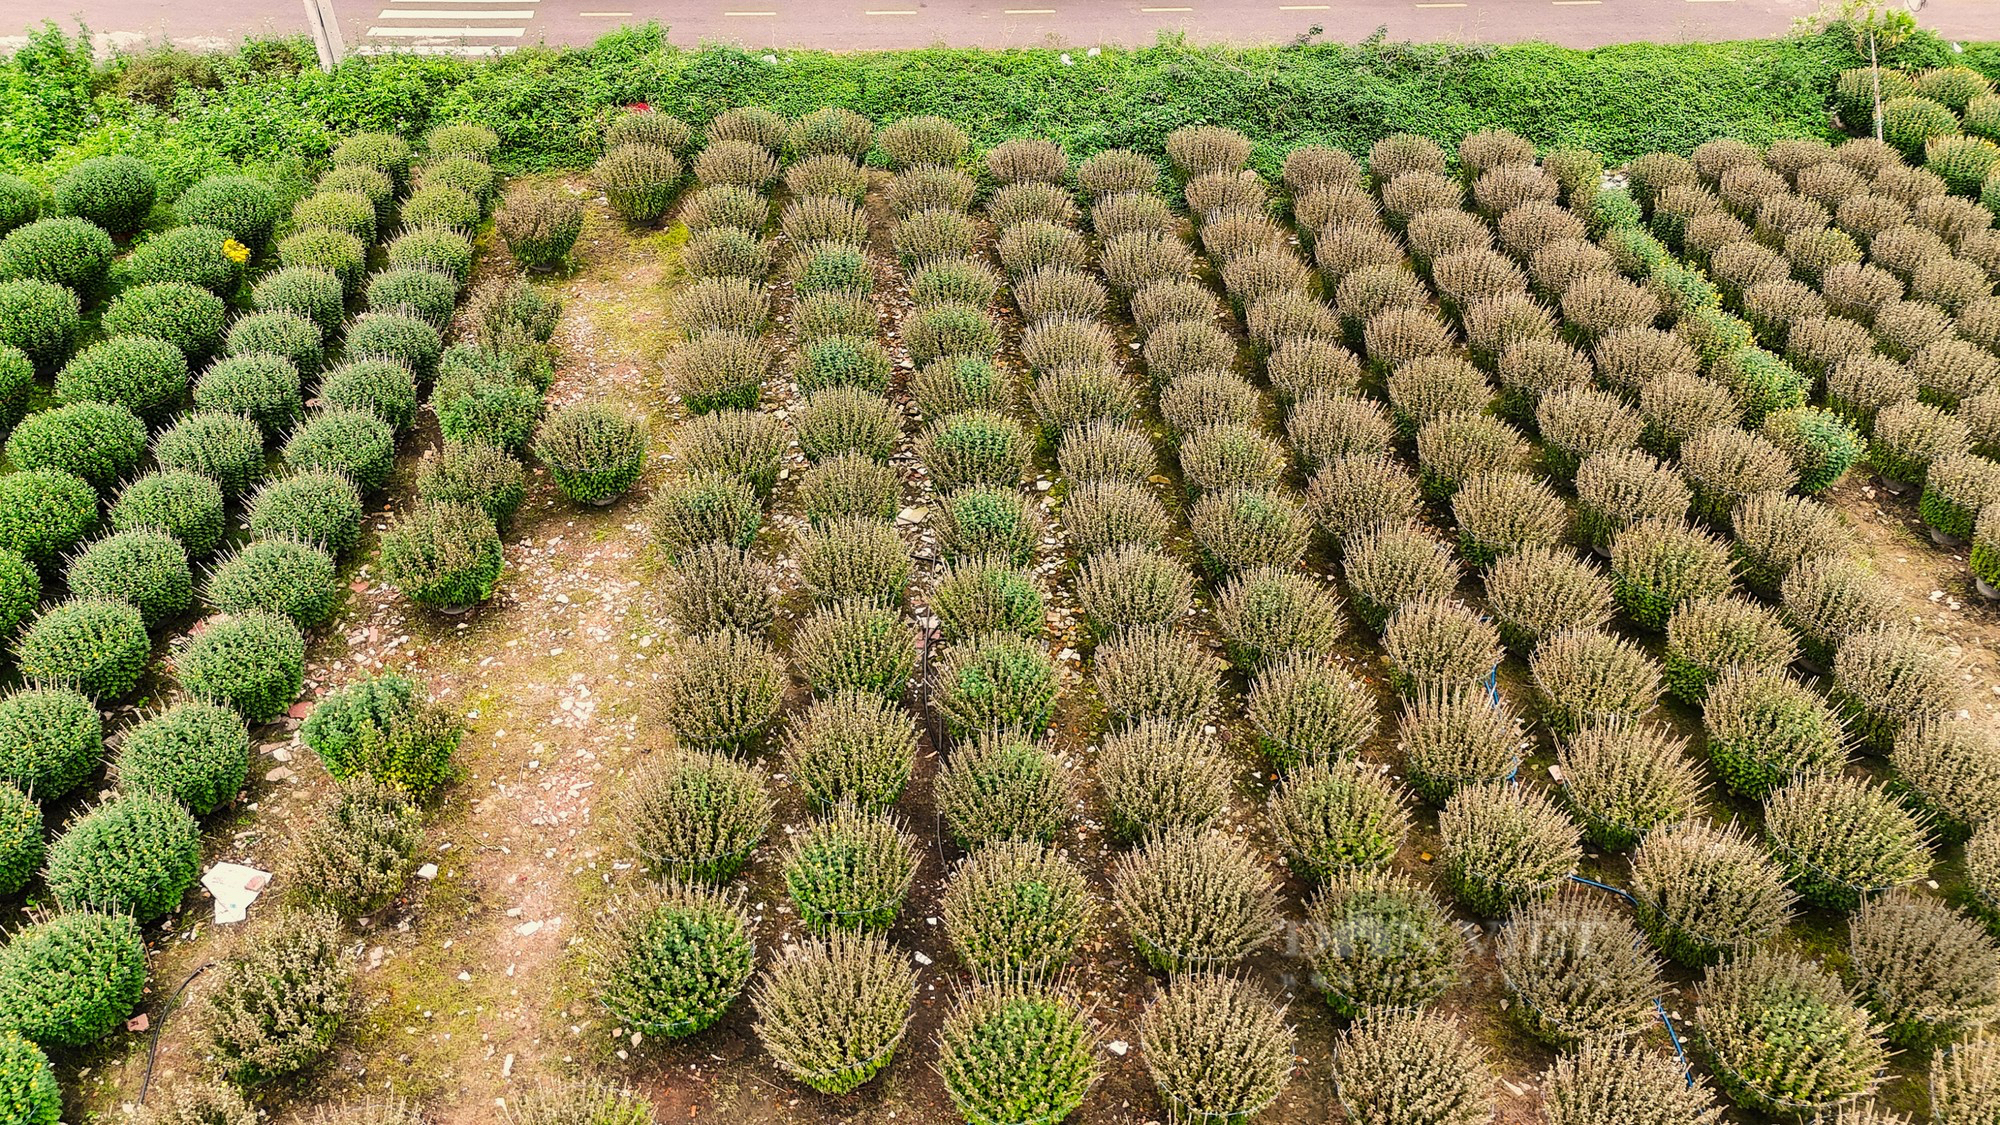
[3,21,1990,185]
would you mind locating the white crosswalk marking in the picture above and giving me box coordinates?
[366,24,528,35]
[374,10,536,18]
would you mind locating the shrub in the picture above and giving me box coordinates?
[1482,546,1612,652]
[193,353,303,440]
[364,268,459,335]
[1302,454,1420,549]
[1111,829,1278,972]
[1341,523,1457,632]
[1093,624,1221,730]
[320,358,419,433]
[175,173,279,250]
[1529,628,1661,737]
[682,225,769,280]
[0,1030,58,1125]
[1827,354,1920,434]
[0,467,96,568]
[996,218,1087,279]
[1078,147,1160,197]
[795,292,874,342]
[1057,421,1154,485]
[894,208,974,268]
[1269,759,1403,882]
[1542,1038,1726,1125]
[65,528,192,632]
[0,278,80,373]
[983,137,1067,185]
[225,309,323,379]
[940,840,1091,977]
[154,411,266,498]
[792,602,916,701]
[292,191,376,245]
[0,785,35,891]
[1395,684,1520,806]
[1871,398,1970,488]
[1496,889,1663,1047]
[177,610,306,723]
[1414,411,1527,500]
[1628,815,1795,967]
[781,690,915,812]
[588,882,752,1040]
[44,790,200,918]
[1781,554,1898,669]
[1178,423,1286,495]
[796,517,909,606]
[1450,470,1569,568]
[400,184,480,233]
[796,387,898,465]
[1662,594,1794,705]
[115,700,250,817]
[0,548,34,639]
[1331,1010,1492,1125]
[1635,373,1740,460]
[798,333,889,394]
[797,453,898,528]
[1382,598,1502,697]
[532,403,648,506]
[1913,339,2000,408]
[205,538,341,628]
[934,731,1067,847]
[1921,452,2000,546]
[1138,974,1293,1125]
[284,409,398,493]
[0,217,113,298]
[1831,626,1962,754]
[751,931,915,1097]
[1695,946,1887,1116]
[1160,370,1259,437]
[890,164,977,216]
[0,909,146,1048]
[101,283,225,361]
[1677,426,1798,526]
[1848,889,2000,1052]
[661,630,785,755]
[1210,568,1342,671]
[1437,781,1580,917]
[1704,665,1849,800]
[626,750,771,883]
[1097,720,1230,840]
[667,540,775,636]
[918,410,1030,491]
[1557,722,1703,851]
[933,632,1056,738]
[1288,390,1393,470]
[1029,364,1136,438]
[593,143,683,224]
[1892,717,2000,842]
[1765,771,1931,911]
[241,471,361,559]
[274,227,366,299]
[933,557,1043,641]
[904,302,997,367]
[195,910,348,1084]
[6,400,145,491]
[1607,519,1734,632]
[935,485,1042,568]
[936,980,1099,1125]
[1236,652,1376,769]
[987,182,1078,232]
[343,313,442,383]
[385,226,475,289]
[782,802,918,932]
[15,596,148,702]
[677,408,788,499]
[1932,1025,2000,1125]
[1189,487,1309,577]
[1059,480,1168,561]
[51,156,155,235]
[913,256,998,310]
[1730,491,1851,598]
[666,333,767,416]
[284,776,423,917]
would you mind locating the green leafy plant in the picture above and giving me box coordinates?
[1540,1039,1725,1125]
[176,610,306,723]
[0,909,146,1049]
[100,283,225,360]
[379,501,505,612]
[6,400,146,491]
[247,471,364,557]
[1268,760,1408,880]
[588,881,752,1040]
[752,931,916,1096]
[782,802,919,933]
[283,409,398,493]
[1694,945,1888,1116]
[1110,829,1278,972]
[153,411,266,498]
[195,354,303,438]
[936,979,1099,1125]
[44,791,201,919]
[1138,973,1295,1125]
[1764,771,1931,911]
[16,598,149,702]
[536,403,649,505]
[1437,781,1581,917]
[941,840,1092,977]
[1849,888,2000,1051]
[115,701,249,817]
[197,907,352,1084]
[626,748,771,883]
[933,733,1068,849]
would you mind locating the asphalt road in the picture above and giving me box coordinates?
[4,0,1995,60]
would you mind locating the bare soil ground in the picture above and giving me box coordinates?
[62,173,2000,1125]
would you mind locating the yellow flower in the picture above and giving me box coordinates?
[221,238,250,265]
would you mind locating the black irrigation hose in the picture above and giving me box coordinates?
[137,960,218,1106]
[1567,874,1694,1086]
